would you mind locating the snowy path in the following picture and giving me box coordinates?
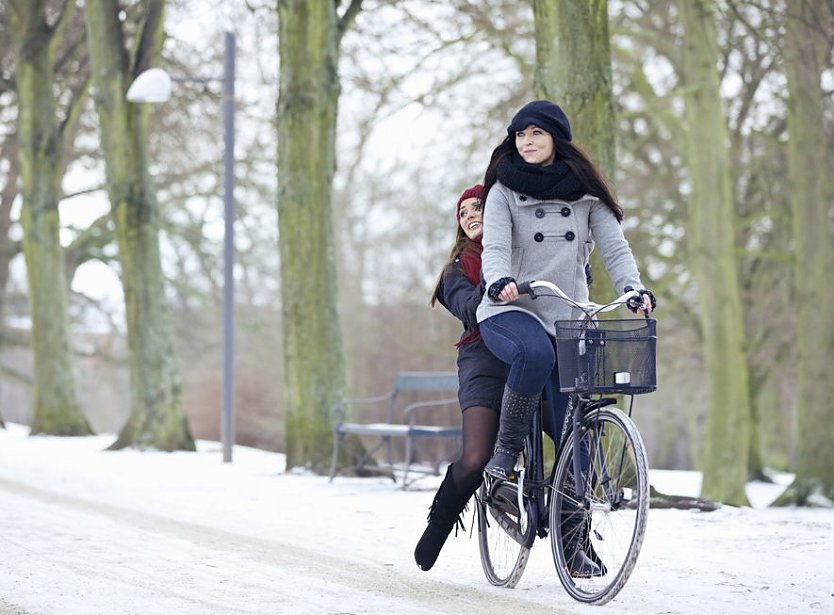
[1,475,564,615]
[1,424,833,614]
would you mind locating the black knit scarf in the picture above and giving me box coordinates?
[496,153,586,201]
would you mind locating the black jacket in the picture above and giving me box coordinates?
[438,256,507,412]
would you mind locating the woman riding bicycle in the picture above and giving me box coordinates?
[475,100,656,573]
[415,183,593,572]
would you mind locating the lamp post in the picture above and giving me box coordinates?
[128,33,236,462]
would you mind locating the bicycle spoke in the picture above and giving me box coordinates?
[549,408,649,605]
[478,459,533,587]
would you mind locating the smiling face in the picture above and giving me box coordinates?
[514,124,556,166]
[458,196,483,240]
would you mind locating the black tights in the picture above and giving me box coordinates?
[450,405,499,495]
[449,397,560,496]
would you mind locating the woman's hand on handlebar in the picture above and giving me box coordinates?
[624,287,656,315]
[498,281,520,302]
[487,277,520,303]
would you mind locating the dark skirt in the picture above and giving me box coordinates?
[456,337,508,413]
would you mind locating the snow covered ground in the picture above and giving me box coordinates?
[1,422,832,615]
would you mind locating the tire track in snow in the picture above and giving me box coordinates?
[0,477,573,614]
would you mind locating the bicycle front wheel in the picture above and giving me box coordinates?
[477,472,534,587]
[549,406,649,605]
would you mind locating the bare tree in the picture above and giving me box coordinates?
[276,0,362,471]
[677,0,751,505]
[82,0,194,451]
[775,0,834,504]
[7,0,92,435]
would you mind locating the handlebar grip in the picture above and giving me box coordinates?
[516,281,534,296]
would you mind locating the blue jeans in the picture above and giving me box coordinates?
[480,311,569,443]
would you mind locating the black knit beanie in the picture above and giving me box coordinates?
[507,100,572,142]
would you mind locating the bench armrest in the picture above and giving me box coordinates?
[402,397,459,426]
[331,392,394,424]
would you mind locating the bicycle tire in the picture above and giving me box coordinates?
[477,450,535,587]
[549,406,649,605]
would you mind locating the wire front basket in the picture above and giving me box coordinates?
[554,318,657,394]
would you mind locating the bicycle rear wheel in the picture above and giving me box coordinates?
[477,453,535,587]
[549,406,649,605]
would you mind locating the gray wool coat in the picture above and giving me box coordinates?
[476,181,643,336]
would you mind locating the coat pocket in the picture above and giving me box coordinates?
[511,246,525,278]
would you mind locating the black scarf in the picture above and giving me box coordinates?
[496,153,586,201]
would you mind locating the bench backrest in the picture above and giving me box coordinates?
[386,371,458,422]
[393,371,458,393]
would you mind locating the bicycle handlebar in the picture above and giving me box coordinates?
[516,280,641,319]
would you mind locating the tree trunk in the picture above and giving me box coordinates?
[533,0,615,178]
[9,0,92,436]
[276,0,359,471]
[677,0,751,505]
[0,134,19,429]
[84,0,194,451]
[532,0,616,300]
[776,0,834,504]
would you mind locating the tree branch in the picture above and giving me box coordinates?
[337,0,363,45]
[64,213,116,280]
[47,0,77,59]
[133,0,166,78]
[58,70,91,175]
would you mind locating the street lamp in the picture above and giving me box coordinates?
[127,33,236,463]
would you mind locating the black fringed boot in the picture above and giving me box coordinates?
[414,465,473,571]
[483,386,539,481]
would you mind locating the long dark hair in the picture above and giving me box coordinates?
[481,135,624,222]
[429,219,480,307]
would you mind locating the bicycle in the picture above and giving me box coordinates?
[476,280,656,605]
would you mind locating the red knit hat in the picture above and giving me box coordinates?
[456,184,484,219]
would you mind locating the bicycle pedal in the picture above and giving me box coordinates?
[492,483,521,518]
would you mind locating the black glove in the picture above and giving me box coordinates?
[624,286,657,313]
[488,277,516,301]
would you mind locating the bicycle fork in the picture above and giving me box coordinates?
[570,397,619,505]
[571,396,588,502]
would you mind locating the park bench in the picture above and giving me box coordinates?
[328,371,461,489]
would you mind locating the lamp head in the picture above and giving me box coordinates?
[126,68,172,103]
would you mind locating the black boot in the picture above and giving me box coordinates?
[560,507,603,578]
[414,465,473,571]
[583,515,607,575]
[484,386,539,481]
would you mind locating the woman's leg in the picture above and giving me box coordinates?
[415,405,498,571]
[452,405,499,492]
[480,312,554,395]
[542,347,570,445]
[480,312,555,479]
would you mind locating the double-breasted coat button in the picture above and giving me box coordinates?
[561,207,571,217]
[535,208,545,218]
[534,232,544,242]
[519,195,527,202]
[565,231,576,241]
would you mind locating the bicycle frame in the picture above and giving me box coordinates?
[511,390,621,548]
